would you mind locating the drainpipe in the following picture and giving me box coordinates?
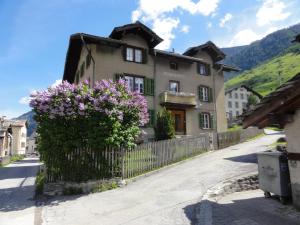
[80,34,96,87]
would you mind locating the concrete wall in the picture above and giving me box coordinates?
[285,109,300,209]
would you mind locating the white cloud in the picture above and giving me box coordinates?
[219,13,233,27]
[228,27,278,47]
[256,0,291,26]
[181,25,190,33]
[131,0,220,49]
[19,96,31,105]
[207,22,212,28]
[50,79,62,88]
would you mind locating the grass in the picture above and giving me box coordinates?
[228,125,242,132]
[91,181,118,193]
[0,154,25,167]
[226,47,300,97]
[35,171,45,196]
[246,133,265,142]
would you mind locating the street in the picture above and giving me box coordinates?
[0,157,41,225]
[41,134,282,225]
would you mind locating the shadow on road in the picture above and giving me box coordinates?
[183,194,300,225]
[224,153,258,164]
[0,158,40,212]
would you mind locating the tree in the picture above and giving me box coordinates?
[154,108,175,141]
[246,94,259,110]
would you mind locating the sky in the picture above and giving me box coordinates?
[0,0,300,118]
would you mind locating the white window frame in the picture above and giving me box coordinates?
[199,63,207,75]
[134,49,142,63]
[126,47,134,61]
[124,75,144,94]
[169,81,179,92]
[201,86,209,102]
[202,113,210,129]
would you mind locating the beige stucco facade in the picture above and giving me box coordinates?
[66,23,230,140]
[285,109,300,209]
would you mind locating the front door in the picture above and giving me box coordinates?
[169,109,186,135]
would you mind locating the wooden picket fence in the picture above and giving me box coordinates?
[45,134,210,182]
[122,134,210,179]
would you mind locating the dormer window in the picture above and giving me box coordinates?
[125,46,144,63]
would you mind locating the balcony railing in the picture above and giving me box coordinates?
[159,91,197,107]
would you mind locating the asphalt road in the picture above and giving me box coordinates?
[0,157,41,225]
[42,134,283,225]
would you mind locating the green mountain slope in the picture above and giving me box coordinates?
[225,44,300,97]
[222,23,300,80]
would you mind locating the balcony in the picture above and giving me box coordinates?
[159,91,197,108]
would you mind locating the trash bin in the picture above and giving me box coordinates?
[257,151,291,204]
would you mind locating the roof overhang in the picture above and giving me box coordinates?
[183,41,225,62]
[109,21,163,48]
[153,49,205,64]
[62,33,124,83]
[243,73,300,129]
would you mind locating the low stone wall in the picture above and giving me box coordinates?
[43,178,125,196]
[240,127,263,142]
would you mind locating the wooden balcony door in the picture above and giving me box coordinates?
[169,109,186,135]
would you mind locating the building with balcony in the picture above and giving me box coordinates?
[62,21,238,140]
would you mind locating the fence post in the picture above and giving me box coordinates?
[121,147,125,179]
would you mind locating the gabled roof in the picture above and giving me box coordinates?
[63,33,124,82]
[183,41,226,62]
[243,73,300,129]
[109,21,163,48]
[153,49,205,63]
[225,85,263,99]
[214,63,240,72]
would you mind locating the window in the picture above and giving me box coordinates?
[236,111,240,116]
[199,86,211,102]
[229,111,233,119]
[125,47,144,63]
[199,113,213,129]
[170,61,178,70]
[124,75,144,94]
[241,93,244,99]
[242,102,247,109]
[229,92,232,98]
[135,49,142,63]
[198,63,210,76]
[169,81,179,92]
[228,101,232,108]
[147,109,156,127]
[235,93,238,99]
[126,47,134,61]
[235,102,239,108]
[21,142,25,148]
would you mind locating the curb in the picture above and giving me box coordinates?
[197,172,259,225]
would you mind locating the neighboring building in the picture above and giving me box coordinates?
[0,117,12,157]
[243,72,300,209]
[62,21,238,140]
[225,85,262,120]
[5,119,27,155]
[26,131,37,155]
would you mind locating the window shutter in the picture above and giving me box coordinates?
[198,86,203,101]
[206,64,211,75]
[209,87,213,102]
[197,63,200,74]
[114,73,123,81]
[210,113,215,129]
[144,78,154,96]
[142,49,148,64]
[122,46,127,61]
[199,113,204,129]
[147,109,155,127]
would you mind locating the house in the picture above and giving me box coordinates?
[62,21,238,140]
[26,131,37,155]
[225,85,262,120]
[243,72,300,209]
[0,117,12,157]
